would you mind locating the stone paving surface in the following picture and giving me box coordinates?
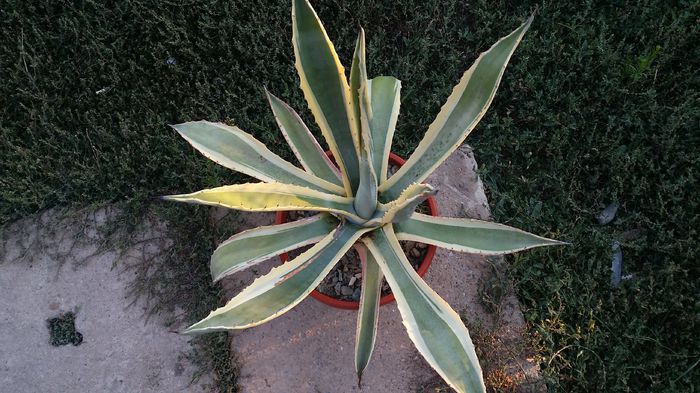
[221,147,544,393]
[0,208,212,393]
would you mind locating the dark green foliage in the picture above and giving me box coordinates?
[47,312,83,346]
[2,0,698,392]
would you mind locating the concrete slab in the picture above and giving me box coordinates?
[220,147,543,393]
[0,208,213,393]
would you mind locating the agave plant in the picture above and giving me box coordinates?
[164,1,562,391]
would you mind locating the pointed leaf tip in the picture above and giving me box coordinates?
[160,194,184,202]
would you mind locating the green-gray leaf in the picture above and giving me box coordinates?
[211,214,338,282]
[354,244,383,384]
[293,0,360,195]
[367,76,401,183]
[395,213,564,254]
[266,90,343,188]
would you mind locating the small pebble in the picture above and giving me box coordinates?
[387,164,399,176]
[352,288,361,301]
[354,273,362,279]
[349,276,357,286]
[417,242,427,249]
[597,202,619,225]
[610,241,623,287]
[411,248,421,258]
[340,286,354,296]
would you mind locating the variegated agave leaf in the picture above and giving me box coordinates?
[292,0,360,196]
[211,214,338,282]
[353,243,382,386]
[363,226,485,392]
[395,213,567,254]
[265,89,343,187]
[172,121,344,195]
[379,14,535,201]
[163,1,563,392]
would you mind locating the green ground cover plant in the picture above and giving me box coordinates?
[1,0,697,391]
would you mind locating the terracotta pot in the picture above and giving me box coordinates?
[276,152,439,310]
